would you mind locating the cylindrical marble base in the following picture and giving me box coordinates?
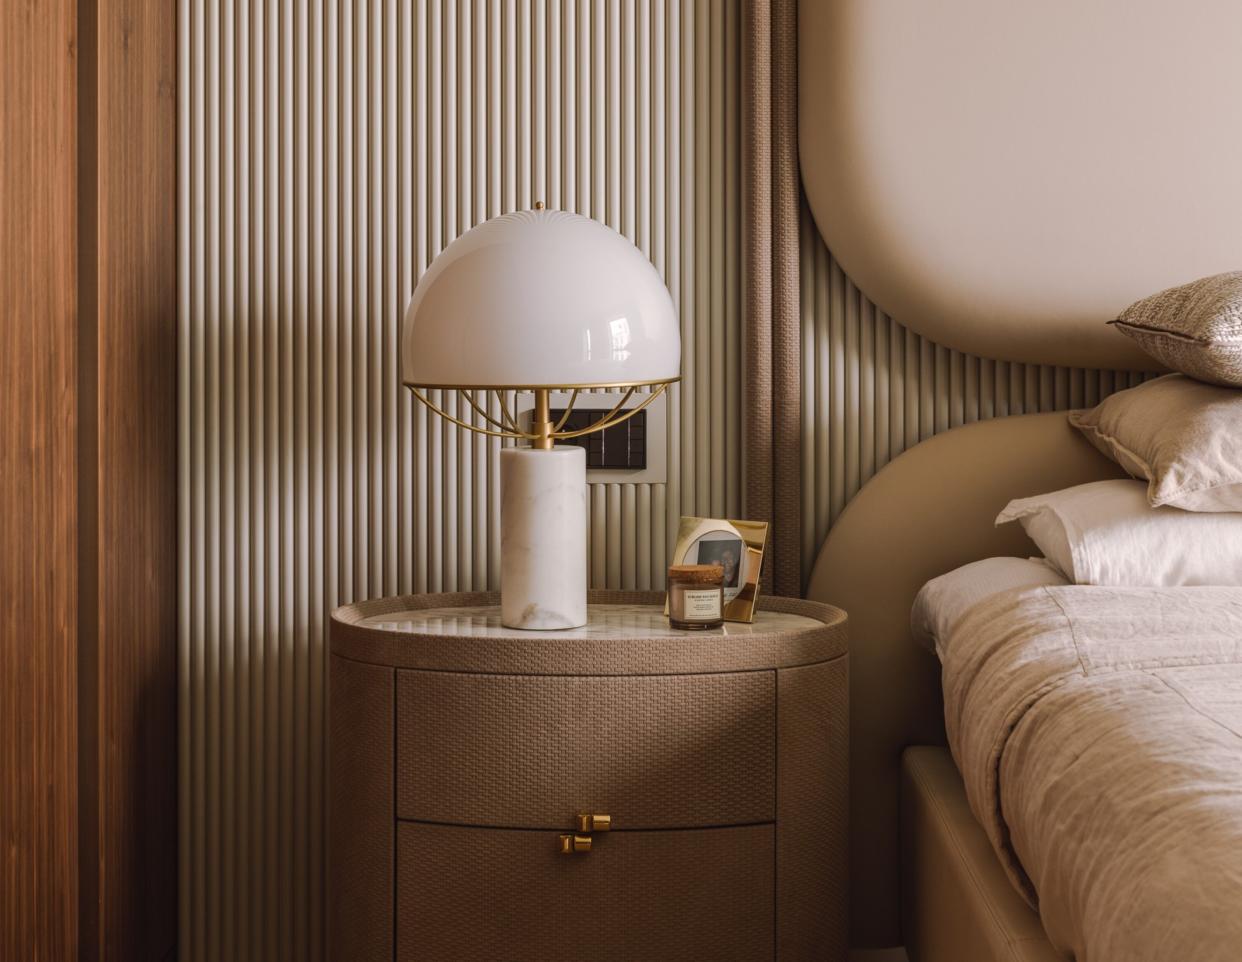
[500,446,588,629]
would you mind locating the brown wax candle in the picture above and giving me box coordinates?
[667,564,725,629]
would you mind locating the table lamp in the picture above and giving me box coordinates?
[402,207,681,629]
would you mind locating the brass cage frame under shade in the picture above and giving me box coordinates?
[404,379,678,449]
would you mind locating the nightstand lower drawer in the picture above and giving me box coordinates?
[396,821,775,962]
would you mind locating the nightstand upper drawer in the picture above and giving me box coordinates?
[396,669,775,830]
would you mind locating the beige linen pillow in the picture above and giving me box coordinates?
[1110,271,1242,387]
[1068,374,1242,511]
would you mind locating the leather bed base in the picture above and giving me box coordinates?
[899,747,1064,962]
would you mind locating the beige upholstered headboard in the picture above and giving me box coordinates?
[800,0,1242,370]
[798,0,1242,948]
[806,416,1125,945]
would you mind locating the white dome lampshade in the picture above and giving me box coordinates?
[401,208,680,632]
[402,208,680,390]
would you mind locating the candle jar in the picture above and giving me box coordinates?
[667,564,725,630]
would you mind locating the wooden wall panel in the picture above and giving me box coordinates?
[0,1,80,960]
[1,1,177,960]
[89,1,179,958]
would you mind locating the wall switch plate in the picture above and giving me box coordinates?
[549,408,646,470]
[516,390,668,485]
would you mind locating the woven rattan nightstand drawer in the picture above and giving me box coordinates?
[395,668,776,829]
[395,821,775,962]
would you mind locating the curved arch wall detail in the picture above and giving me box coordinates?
[797,205,1148,582]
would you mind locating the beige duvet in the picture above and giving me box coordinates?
[943,585,1242,962]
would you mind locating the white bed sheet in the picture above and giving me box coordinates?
[911,556,1067,660]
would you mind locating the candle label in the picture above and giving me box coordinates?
[682,588,721,620]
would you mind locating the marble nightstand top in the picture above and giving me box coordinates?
[358,602,822,640]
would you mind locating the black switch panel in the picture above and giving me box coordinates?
[550,408,647,470]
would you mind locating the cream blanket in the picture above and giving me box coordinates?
[943,585,1242,962]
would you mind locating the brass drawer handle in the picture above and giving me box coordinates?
[558,834,592,854]
[576,813,612,833]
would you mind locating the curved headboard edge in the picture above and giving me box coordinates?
[799,0,1242,370]
[804,412,1126,947]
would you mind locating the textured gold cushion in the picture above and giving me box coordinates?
[1069,374,1242,511]
[1110,271,1242,386]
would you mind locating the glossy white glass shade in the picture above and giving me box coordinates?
[402,209,680,388]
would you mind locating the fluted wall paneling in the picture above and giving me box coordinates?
[798,204,1151,576]
[179,2,741,959]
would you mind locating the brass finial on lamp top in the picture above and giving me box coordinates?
[401,208,681,629]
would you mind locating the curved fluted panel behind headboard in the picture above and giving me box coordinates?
[798,207,1149,579]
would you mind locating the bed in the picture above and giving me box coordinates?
[940,579,1242,959]
[809,410,1242,962]
[809,415,1125,960]
[797,2,1242,957]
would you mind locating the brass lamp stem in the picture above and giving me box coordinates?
[531,388,554,450]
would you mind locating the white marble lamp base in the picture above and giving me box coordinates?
[500,446,588,629]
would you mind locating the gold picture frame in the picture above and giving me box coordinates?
[666,516,770,623]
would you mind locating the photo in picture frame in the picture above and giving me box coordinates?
[666,516,769,623]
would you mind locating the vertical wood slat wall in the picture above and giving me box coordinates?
[1,1,78,958]
[3,2,176,960]
[178,2,742,959]
[89,2,180,957]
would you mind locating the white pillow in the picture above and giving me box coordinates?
[911,557,1068,658]
[996,479,1242,586]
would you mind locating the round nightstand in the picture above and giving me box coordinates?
[328,590,848,962]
